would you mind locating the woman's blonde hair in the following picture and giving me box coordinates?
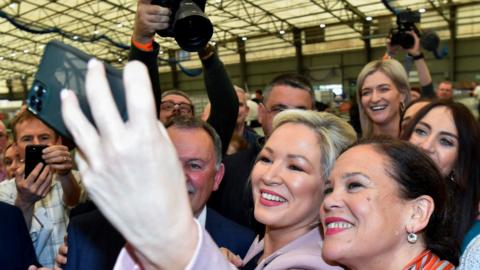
[356,59,412,137]
[272,110,357,180]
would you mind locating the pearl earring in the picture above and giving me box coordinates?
[407,232,417,244]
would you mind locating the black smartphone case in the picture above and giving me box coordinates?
[24,145,47,177]
[26,40,128,141]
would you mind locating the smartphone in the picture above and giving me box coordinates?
[26,40,128,141]
[24,145,48,178]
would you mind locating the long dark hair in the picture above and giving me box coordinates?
[355,136,458,264]
[400,100,480,252]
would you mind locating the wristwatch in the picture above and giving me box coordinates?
[408,52,424,61]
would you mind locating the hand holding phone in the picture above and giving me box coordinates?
[25,145,48,178]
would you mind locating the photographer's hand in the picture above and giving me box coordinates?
[133,0,171,44]
[406,30,432,88]
[406,31,421,56]
[385,35,400,59]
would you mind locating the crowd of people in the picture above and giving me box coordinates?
[0,0,479,270]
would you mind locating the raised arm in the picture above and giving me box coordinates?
[201,47,239,156]
[128,0,170,114]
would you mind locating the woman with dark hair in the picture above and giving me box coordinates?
[321,137,457,269]
[400,100,480,266]
[399,97,432,132]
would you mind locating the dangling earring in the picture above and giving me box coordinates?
[449,171,455,182]
[407,232,417,244]
[400,101,405,112]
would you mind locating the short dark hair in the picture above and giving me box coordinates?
[353,136,458,264]
[401,100,480,249]
[263,73,315,109]
[165,116,222,168]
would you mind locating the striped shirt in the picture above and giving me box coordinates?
[403,250,455,270]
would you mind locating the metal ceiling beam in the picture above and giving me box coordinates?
[210,0,293,45]
[309,0,364,34]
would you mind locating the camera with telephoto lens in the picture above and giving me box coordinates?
[151,0,213,52]
[389,9,421,50]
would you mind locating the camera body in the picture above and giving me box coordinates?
[389,10,421,50]
[151,0,213,52]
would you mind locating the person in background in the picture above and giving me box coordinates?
[0,120,9,181]
[3,142,21,179]
[0,110,85,268]
[231,86,260,150]
[321,137,457,269]
[130,0,238,157]
[400,98,432,132]
[60,116,254,270]
[436,81,454,101]
[401,100,480,266]
[356,59,412,138]
[252,89,263,104]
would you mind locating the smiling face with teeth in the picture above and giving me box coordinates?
[252,122,324,232]
[320,144,415,269]
[360,71,406,137]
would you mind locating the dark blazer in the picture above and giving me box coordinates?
[0,202,39,269]
[65,207,255,270]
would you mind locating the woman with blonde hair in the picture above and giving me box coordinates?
[356,59,411,138]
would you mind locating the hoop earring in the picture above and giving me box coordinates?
[407,232,417,244]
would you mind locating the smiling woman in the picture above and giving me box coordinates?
[321,137,457,270]
[356,59,412,138]
[400,100,480,268]
[236,110,357,270]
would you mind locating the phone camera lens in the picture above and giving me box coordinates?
[29,96,37,105]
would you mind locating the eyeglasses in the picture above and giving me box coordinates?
[160,101,193,114]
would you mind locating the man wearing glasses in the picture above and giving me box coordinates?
[159,90,194,124]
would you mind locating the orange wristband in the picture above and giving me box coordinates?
[131,37,154,52]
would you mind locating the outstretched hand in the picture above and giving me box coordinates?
[61,59,197,269]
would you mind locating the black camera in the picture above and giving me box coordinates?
[389,9,421,50]
[151,0,213,52]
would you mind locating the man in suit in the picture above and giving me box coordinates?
[63,117,254,270]
[0,201,39,269]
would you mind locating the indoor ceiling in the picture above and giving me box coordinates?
[0,0,478,81]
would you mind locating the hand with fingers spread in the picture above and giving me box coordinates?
[133,0,171,44]
[61,59,197,270]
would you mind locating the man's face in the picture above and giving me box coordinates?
[258,85,313,137]
[236,90,249,127]
[436,82,453,100]
[159,94,194,124]
[14,118,58,160]
[167,126,224,217]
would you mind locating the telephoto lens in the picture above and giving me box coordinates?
[152,0,213,52]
